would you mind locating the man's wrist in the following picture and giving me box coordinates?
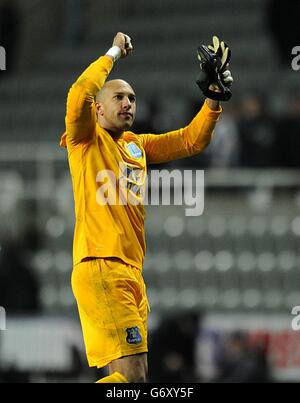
[206,98,221,111]
[105,46,122,62]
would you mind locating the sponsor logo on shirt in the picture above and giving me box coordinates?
[126,142,142,159]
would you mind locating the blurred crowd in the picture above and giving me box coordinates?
[149,311,272,383]
[0,0,300,170]
[135,91,300,170]
[267,0,300,67]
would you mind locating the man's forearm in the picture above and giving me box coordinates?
[63,55,114,148]
[74,56,114,96]
[140,101,222,164]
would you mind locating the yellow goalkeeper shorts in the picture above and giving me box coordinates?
[71,257,149,369]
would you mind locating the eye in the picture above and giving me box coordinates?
[129,96,136,103]
[115,95,123,100]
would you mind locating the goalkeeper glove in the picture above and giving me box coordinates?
[196,36,233,101]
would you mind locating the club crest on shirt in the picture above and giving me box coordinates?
[126,326,142,344]
[126,142,142,159]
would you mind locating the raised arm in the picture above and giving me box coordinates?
[139,99,222,164]
[139,34,234,164]
[61,32,133,149]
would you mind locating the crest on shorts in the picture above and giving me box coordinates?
[126,326,142,344]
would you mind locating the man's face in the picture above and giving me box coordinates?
[96,80,136,135]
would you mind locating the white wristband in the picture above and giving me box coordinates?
[106,46,122,62]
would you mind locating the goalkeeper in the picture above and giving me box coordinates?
[60,32,233,383]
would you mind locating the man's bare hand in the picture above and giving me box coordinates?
[112,32,133,58]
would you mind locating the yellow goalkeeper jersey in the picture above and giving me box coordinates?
[60,56,222,269]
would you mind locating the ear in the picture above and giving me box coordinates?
[95,102,104,117]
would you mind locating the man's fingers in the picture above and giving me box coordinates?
[124,35,132,47]
[124,34,131,43]
[209,83,221,93]
[112,32,133,57]
[208,36,220,54]
[222,69,233,85]
[213,35,220,53]
[220,41,225,54]
[208,36,229,68]
[124,34,133,54]
[221,47,229,67]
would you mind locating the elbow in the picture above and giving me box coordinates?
[201,132,213,149]
[189,133,213,156]
[201,134,213,151]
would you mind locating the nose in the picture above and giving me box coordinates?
[122,97,132,110]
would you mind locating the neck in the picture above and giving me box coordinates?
[106,128,124,140]
[98,122,124,140]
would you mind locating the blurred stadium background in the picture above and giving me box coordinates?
[1,0,300,383]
